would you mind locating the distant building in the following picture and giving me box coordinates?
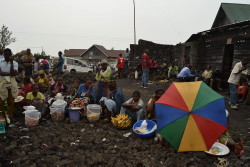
[64,45,125,65]
[64,49,86,59]
[183,3,250,82]
[80,45,125,65]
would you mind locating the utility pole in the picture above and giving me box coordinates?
[133,0,136,45]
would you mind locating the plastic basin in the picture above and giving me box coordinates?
[133,120,156,138]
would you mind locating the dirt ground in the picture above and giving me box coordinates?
[0,78,250,167]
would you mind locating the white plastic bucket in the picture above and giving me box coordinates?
[24,110,41,126]
[52,100,67,108]
[50,107,64,121]
[86,104,102,122]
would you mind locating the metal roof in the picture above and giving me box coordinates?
[212,3,250,28]
[222,3,250,23]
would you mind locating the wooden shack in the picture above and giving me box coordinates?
[185,3,250,81]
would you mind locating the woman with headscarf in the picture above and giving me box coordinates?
[95,59,112,103]
[50,76,69,96]
[35,70,49,88]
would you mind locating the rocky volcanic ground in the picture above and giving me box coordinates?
[0,78,250,167]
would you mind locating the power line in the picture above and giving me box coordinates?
[13,32,133,41]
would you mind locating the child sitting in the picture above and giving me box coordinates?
[237,77,248,102]
[120,90,144,122]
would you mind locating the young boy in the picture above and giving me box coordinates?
[120,90,144,122]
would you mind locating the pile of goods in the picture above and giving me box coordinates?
[70,98,89,115]
[25,117,39,126]
[87,113,100,122]
[111,114,132,129]
[50,108,64,121]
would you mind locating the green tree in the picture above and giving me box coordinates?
[0,25,16,50]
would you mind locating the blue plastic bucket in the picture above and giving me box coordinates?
[133,120,156,138]
[69,108,81,121]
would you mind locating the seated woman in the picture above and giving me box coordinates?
[48,74,55,86]
[108,80,125,115]
[120,91,144,122]
[50,76,69,96]
[72,79,95,104]
[35,70,49,88]
[202,65,213,86]
[71,79,81,97]
[26,84,47,116]
[38,83,51,101]
[237,77,248,102]
[99,97,117,120]
[22,76,33,96]
[146,89,165,121]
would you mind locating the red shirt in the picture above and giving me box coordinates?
[41,59,48,65]
[142,53,150,69]
[117,56,125,68]
[22,83,33,95]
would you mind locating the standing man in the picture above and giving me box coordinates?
[228,59,249,109]
[124,48,130,72]
[177,64,195,82]
[117,53,125,79]
[0,48,19,118]
[57,51,64,75]
[141,49,150,88]
[22,48,33,77]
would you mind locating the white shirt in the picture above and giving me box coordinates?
[228,62,242,85]
[0,59,18,73]
[125,98,144,107]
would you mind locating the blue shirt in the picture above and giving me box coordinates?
[110,88,125,112]
[57,56,64,72]
[77,84,94,100]
[178,67,194,78]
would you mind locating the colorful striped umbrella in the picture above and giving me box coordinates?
[155,81,228,152]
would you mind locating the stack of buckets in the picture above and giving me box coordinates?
[23,106,41,127]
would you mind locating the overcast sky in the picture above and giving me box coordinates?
[1,0,249,56]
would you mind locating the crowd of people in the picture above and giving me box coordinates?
[0,48,160,124]
[0,47,248,156]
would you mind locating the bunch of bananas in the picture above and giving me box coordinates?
[111,114,131,129]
